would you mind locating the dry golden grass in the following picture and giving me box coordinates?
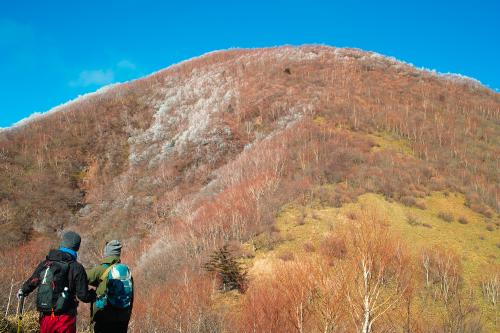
[240,190,499,331]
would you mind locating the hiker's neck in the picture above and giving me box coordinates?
[59,247,78,259]
[102,255,120,264]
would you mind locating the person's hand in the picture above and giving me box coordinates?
[16,289,25,299]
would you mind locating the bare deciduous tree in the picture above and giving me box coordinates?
[339,209,412,333]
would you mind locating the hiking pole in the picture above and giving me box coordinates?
[16,295,25,333]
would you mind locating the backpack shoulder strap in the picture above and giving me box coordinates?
[57,261,71,289]
[100,264,115,281]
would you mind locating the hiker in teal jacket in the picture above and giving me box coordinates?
[87,240,133,333]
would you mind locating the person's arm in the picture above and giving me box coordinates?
[86,265,102,288]
[20,260,46,296]
[72,263,96,303]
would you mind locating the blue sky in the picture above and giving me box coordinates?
[0,0,499,127]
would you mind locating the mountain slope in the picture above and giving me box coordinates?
[0,46,498,332]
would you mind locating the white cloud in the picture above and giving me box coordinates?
[69,69,115,87]
[117,59,137,70]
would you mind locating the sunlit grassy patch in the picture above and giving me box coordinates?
[242,190,499,330]
[349,192,499,283]
[247,191,498,281]
[368,131,414,156]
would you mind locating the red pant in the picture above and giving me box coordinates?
[39,314,76,333]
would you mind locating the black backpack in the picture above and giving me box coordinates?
[36,260,71,314]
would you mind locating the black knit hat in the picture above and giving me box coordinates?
[61,231,81,251]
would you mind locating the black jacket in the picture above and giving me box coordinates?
[21,249,96,316]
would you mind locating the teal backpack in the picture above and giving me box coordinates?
[96,263,133,309]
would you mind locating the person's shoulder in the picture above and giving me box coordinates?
[88,263,106,275]
[68,260,87,274]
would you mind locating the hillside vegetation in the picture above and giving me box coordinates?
[0,46,498,332]
[236,191,498,331]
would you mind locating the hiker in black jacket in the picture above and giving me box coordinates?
[17,231,96,333]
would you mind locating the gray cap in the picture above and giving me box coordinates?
[61,231,81,251]
[104,240,122,258]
